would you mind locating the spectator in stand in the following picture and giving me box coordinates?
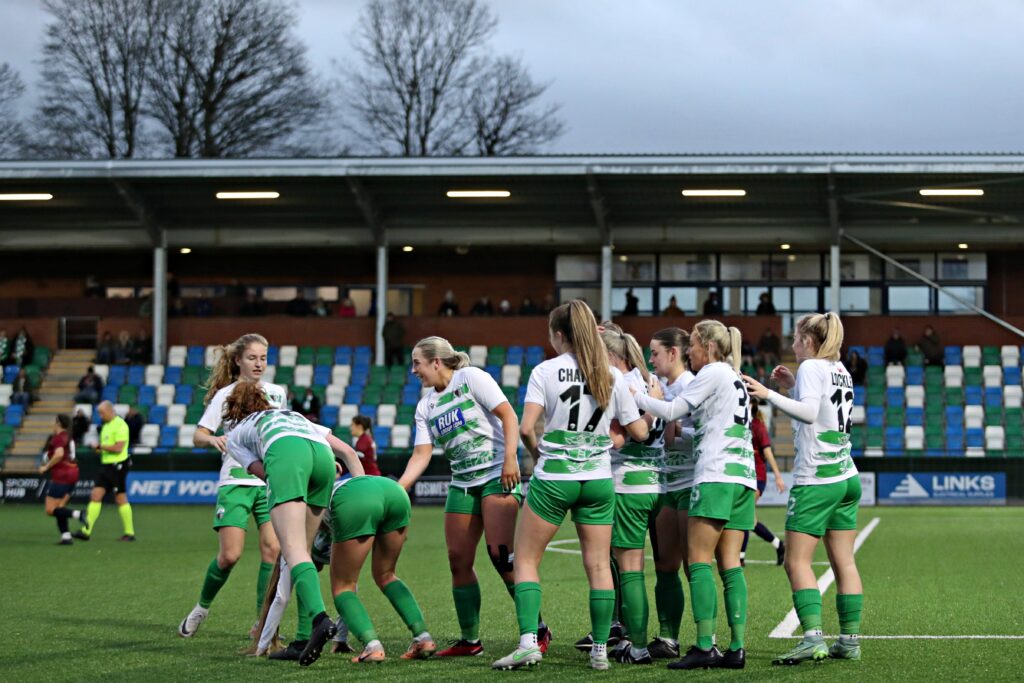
[85,274,104,298]
[74,366,104,404]
[286,295,311,317]
[11,368,32,406]
[133,328,152,364]
[239,291,268,316]
[518,296,539,316]
[756,327,782,368]
[885,329,907,366]
[114,330,134,365]
[662,295,685,316]
[125,406,145,446]
[847,350,867,386]
[622,288,640,316]
[755,291,776,315]
[167,272,181,299]
[470,296,495,316]
[312,297,330,317]
[0,328,8,365]
[382,313,406,367]
[917,325,943,366]
[540,293,556,314]
[292,387,321,423]
[10,326,34,367]
[350,415,381,476]
[702,290,723,315]
[72,409,90,446]
[337,296,357,317]
[498,299,514,316]
[438,290,460,317]
[97,331,116,364]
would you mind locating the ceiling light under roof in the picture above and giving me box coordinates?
[446,190,511,198]
[215,191,280,200]
[958,243,969,250]
[681,189,746,197]
[402,245,414,252]
[0,193,53,201]
[919,188,984,197]
[179,247,192,254]
[780,243,791,250]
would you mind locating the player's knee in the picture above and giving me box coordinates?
[487,544,514,575]
[218,550,242,568]
[373,571,397,591]
[447,547,473,572]
[259,538,280,560]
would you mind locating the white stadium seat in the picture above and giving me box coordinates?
[325,385,345,406]
[985,426,1005,451]
[391,425,412,449]
[962,345,981,368]
[377,404,397,427]
[905,385,925,408]
[339,404,358,424]
[983,365,1003,389]
[904,426,924,450]
[885,365,905,387]
[469,345,488,368]
[140,424,160,448]
[331,365,352,386]
[75,403,93,420]
[501,364,522,387]
[167,346,187,367]
[850,405,866,425]
[156,384,176,406]
[203,345,222,368]
[278,345,298,367]
[1005,385,1023,409]
[114,403,130,418]
[262,365,276,383]
[92,364,109,383]
[944,365,963,388]
[964,405,984,430]
[0,385,12,407]
[178,424,198,448]
[1001,345,1020,368]
[145,364,165,386]
[293,364,313,387]
[167,404,186,426]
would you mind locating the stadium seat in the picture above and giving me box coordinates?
[905,425,924,451]
[167,346,187,367]
[178,425,197,448]
[964,405,984,429]
[886,388,905,408]
[391,424,411,449]
[294,364,313,387]
[866,406,884,428]
[373,426,391,449]
[260,365,276,383]
[469,345,488,368]
[112,403,129,418]
[156,384,176,406]
[944,365,963,388]
[332,365,352,386]
[984,387,1003,408]
[187,346,204,366]
[884,427,904,454]
[906,366,924,386]
[278,345,298,367]
[906,407,924,426]
[159,426,179,448]
[986,425,1006,453]
[0,385,11,408]
[885,365,905,387]
[167,404,186,426]
[853,386,865,406]
[867,346,885,366]
[983,365,1003,388]
[501,364,522,387]
[339,404,358,424]
[377,404,397,427]
[850,405,865,425]
[905,385,924,408]
[203,346,222,368]
[1006,385,1023,409]
[140,424,160,448]
[962,345,981,368]
[91,363,109,383]
[1005,366,1022,385]
[325,385,345,406]
[1001,345,1020,368]
[144,364,164,386]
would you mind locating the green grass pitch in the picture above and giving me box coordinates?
[2,504,1022,681]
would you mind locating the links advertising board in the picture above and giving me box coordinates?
[877,472,1006,506]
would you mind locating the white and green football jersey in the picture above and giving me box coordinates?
[791,359,858,486]
[525,353,641,482]
[200,381,287,487]
[226,408,330,471]
[413,366,510,488]
[611,368,666,495]
[662,370,696,492]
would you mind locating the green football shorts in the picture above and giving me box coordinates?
[785,476,861,537]
[330,476,412,542]
[688,482,755,531]
[612,492,661,549]
[445,477,523,515]
[263,436,335,510]
[661,487,692,512]
[526,476,615,526]
[212,484,270,530]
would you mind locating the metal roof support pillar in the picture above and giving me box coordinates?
[375,244,388,367]
[601,244,613,323]
[828,178,842,314]
[587,171,613,322]
[153,236,167,364]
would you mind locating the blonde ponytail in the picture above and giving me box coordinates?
[414,336,471,370]
[551,300,613,409]
[600,323,650,383]
[796,312,843,361]
[693,320,741,370]
[728,326,743,372]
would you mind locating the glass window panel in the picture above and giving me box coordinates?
[613,287,654,315]
[720,254,768,281]
[263,286,298,301]
[792,287,819,311]
[556,255,600,282]
[825,254,879,281]
[660,254,716,281]
[558,287,601,309]
[888,286,931,312]
[778,254,821,281]
[886,253,935,281]
[839,286,871,313]
[938,286,984,313]
[613,254,656,281]
[315,286,339,301]
[938,253,987,280]
[659,287,698,314]
[771,287,791,311]
[697,288,730,314]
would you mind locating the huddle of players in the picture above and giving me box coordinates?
[173,302,864,670]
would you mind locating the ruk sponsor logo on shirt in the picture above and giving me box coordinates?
[434,408,467,437]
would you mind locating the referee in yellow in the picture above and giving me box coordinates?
[74,401,136,541]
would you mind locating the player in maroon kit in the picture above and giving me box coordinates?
[742,398,786,566]
[350,416,381,476]
[39,414,88,545]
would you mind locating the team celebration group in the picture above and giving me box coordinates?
[167,300,864,670]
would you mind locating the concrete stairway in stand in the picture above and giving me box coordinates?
[3,349,94,472]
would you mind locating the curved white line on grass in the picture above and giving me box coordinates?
[769,517,881,639]
[778,635,1024,640]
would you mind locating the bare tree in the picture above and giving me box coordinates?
[349,0,496,156]
[0,64,27,158]
[36,0,163,158]
[469,56,565,156]
[148,0,326,158]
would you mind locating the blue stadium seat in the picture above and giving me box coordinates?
[3,365,18,383]
[945,405,964,426]
[127,365,145,385]
[945,432,964,454]
[373,426,391,449]
[884,427,904,454]
[886,388,905,407]
[944,346,962,366]
[319,405,339,427]
[334,346,353,363]
[175,385,194,405]
[848,345,866,359]
[267,345,279,366]
[187,346,205,366]
[966,428,984,448]
[526,346,545,365]
[148,405,168,425]
[985,388,1003,408]
[313,366,331,386]
[101,386,119,402]
[107,366,127,385]
[507,346,525,365]
[866,406,884,428]
[5,405,24,427]
[164,366,182,385]
[965,386,983,405]
[906,407,924,426]
[358,405,378,420]
[484,364,501,382]
[1005,367,1022,385]
[867,346,885,366]
[853,386,865,406]
[906,366,924,385]
[159,426,179,448]
[138,385,156,406]
[343,391,363,406]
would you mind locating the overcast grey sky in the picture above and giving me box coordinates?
[2,0,1022,154]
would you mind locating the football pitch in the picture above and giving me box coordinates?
[2,503,1022,682]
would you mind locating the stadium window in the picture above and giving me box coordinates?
[558,287,601,307]
[613,254,656,281]
[261,286,299,301]
[939,253,987,280]
[556,254,600,281]
[777,254,821,281]
[612,287,654,315]
[825,254,879,281]
[659,254,716,281]
[659,287,698,314]
[888,286,931,312]
[938,286,984,313]
[720,254,768,281]
[792,287,819,312]
[838,286,873,313]
[886,253,936,281]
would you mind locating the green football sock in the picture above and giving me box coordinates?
[295,604,311,641]
[256,561,274,617]
[453,582,482,641]
[688,562,716,650]
[590,589,616,645]
[514,582,541,636]
[198,557,232,608]
[84,501,102,537]
[334,591,377,644]
[290,562,326,626]
[793,588,823,635]
[117,503,134,536]
[609,553,622,624]
[655,570,684,640]
[619,571,649,646]
[720,566,747,651]
[836,593,863,636]
[383,579,427,636]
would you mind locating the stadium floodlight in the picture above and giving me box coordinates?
[180,247,192,254]
[919,188,984,196]
[780,243,791,250]
[215,191,280,199]
[446,190,511,198]
[681,189,746,197]
[958,243,969,250]
[0,193,53,201]
[402,245,414,252]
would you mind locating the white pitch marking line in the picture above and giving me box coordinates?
[769,517,881,639]
[773,635,1024,640]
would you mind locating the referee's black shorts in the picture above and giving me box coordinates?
[95,461,131,494]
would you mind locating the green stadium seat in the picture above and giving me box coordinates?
[866,387,885,407]
[274,367,294,386]
[332,425,352,441]
[906,350,924,366]
[964,367,982,386]
[886,408,905,427]
[185,405,205,424]
[945,387,964,406]
[984,407,1003,427]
